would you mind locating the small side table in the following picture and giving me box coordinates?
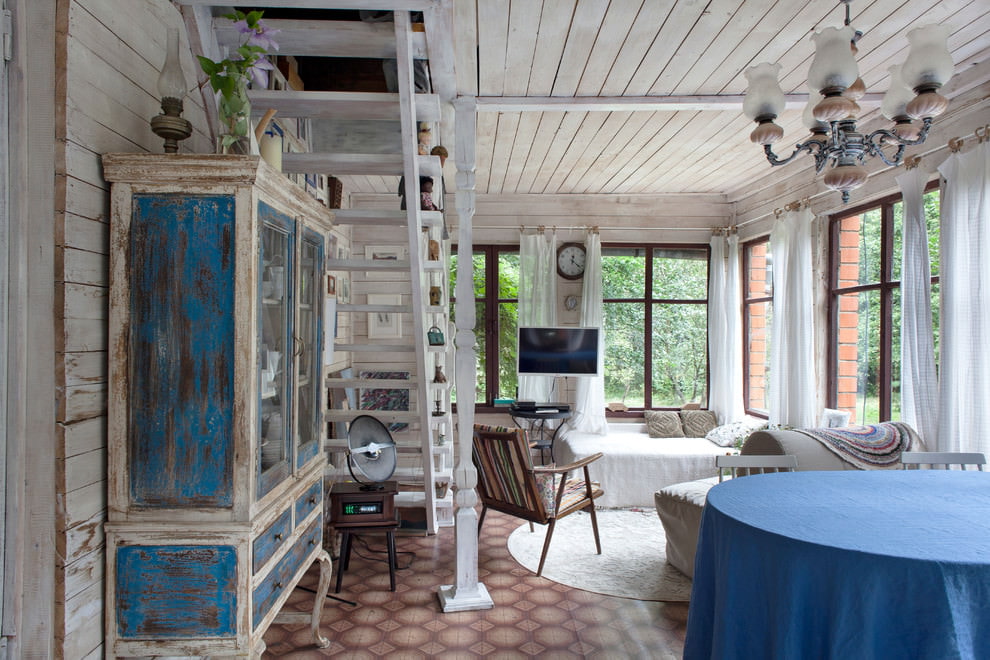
[508,407,572,463]
[329,481,399,593]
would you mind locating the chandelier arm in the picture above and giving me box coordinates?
[864,117,934,167]
[763,138,827,168]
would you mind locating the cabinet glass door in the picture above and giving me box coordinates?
[258,210,293,495]
[294,228,324,469]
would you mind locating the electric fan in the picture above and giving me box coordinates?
[346,415,398,491]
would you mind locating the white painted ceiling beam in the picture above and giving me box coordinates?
[176,1,438,10]
[214,19,428,59]
[476,94,885,113]
[248,90,440,121]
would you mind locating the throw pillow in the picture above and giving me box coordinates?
[706,417,769,448]
[644,410,685,438]
[680,410,719,437]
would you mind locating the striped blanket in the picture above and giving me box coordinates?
[795,422,916,469]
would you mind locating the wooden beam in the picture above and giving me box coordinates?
[176,0,438,10]
[476,94,885,113]
[248,90,440,121]
[214,19,428,59]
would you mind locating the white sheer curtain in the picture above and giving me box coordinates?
[897,167,939,447]
[707,233,744,424]
[937,141,990,455]
[768,207,816,428]
[570,232,607,434]
[517,231,557,402]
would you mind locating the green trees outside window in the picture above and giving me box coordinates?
[830,188,940,423]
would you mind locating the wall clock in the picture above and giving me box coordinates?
[556,242,586,280]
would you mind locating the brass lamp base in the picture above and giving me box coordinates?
[150,97,192,154]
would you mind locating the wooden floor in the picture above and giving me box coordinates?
[264,509,689,657]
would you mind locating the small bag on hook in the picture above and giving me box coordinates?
[427,326,445,346]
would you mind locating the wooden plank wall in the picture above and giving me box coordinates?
[54,1,211,657]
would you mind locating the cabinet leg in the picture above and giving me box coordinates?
[311,549,332,648]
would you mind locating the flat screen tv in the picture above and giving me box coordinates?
[517,326,600,377]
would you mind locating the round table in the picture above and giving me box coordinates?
[508,407,572,464]
[684,470,990,660]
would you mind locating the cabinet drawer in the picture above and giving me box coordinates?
[252,515,322,629]
[294,479,323,524]
[253,508,291,574]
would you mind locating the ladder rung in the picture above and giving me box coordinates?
[326,258,411,271]
[283,152,403,175]
[334,343,415,353]
[326,378,415,389]
[248,90,441,122]
[337,304,412,313]
[325,409,422,423]
[333,209,408,226]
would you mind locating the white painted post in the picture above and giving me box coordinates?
[437,96,492,612]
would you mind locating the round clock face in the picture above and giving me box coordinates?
[557,243,586,280]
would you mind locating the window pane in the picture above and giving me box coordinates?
[653,248,708,300]
[745,301,772,412]
[652,303,708,407]
[603,302,645,408]
[925,190,940,278]
[602,248,646,299]
[745,240,772,300]
[836,209,882,288]
[448,251,487,298]
[836,290,881,424]
[498,301,518,401]
[498,252,520,299]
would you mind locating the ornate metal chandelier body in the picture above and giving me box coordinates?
[743,1,954,203]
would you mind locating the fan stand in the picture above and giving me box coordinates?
[329,481,399,593]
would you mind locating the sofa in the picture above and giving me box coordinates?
[654,423,924,577]
[555,410,764,509]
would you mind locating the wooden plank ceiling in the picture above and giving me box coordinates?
[230,1,989,199]
[450,0,990,199]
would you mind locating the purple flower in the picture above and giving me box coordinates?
[247,19,280,52]
[249,56,275,88]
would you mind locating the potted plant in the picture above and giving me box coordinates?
[197,10,279,153]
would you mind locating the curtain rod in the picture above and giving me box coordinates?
[735,127,986,230]
[469,224,711,232]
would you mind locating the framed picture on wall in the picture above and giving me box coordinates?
[365,245,406,280]
[368,293,401,339]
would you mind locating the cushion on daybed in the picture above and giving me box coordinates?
[644,410,685,437]
[680,410,718,437]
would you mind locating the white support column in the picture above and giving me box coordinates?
[437,96,492,612]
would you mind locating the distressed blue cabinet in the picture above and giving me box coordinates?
[103,155,333,657]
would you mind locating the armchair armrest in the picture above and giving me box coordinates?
[533,452,604,475]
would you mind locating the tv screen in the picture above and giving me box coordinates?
[517,327,600,377]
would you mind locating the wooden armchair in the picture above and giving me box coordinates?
[472,424,604,576]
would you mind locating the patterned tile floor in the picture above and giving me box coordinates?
[264,510,689,658]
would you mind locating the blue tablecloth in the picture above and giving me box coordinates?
[684,470,990,660]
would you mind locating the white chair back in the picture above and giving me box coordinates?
[716,454,799,482]
[901,451,986,471]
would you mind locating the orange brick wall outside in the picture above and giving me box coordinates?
[746,243,770,410]
[836,216,862,421]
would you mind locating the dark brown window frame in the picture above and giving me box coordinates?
[741,236,772,419]
[826,181,940,421]
[601,243,711,417]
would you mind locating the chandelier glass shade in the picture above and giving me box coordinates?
[743,2,954,203]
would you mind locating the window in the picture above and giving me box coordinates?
[829,187,940,423]
[742,238,772,415]
[601,245,709,410]
[449,246,519,406]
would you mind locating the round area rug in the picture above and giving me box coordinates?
[506,508,693,601]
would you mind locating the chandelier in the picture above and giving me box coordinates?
[742,0,954,203]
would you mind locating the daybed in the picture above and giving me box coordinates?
[555,410,757,509]
[654,422,924,577]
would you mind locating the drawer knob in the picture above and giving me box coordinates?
[274,533,283,541]
[309,538,316,546]
[274,581,283,589]
[308,496,317,504]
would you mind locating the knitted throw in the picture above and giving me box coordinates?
[795,421,915,469]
